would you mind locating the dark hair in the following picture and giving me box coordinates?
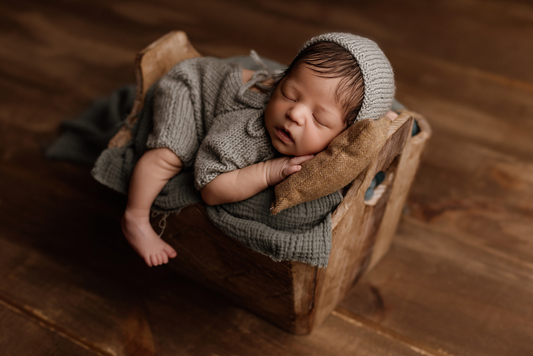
[276,41,364,125]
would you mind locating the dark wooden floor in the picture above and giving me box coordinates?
[1,0,533,355]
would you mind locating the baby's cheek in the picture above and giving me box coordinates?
[302,133,327,155]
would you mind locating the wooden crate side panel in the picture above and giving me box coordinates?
[311,161,379,329]
[367,118,431,270]
[310,115,415,330]
[312,157,397,331]
[290,261,319,334]
[374,114,414,175]
[157,204,300,333]
[329,114,412,226]
[349,161,399,283]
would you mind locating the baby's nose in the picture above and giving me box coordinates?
[287,104,309,125]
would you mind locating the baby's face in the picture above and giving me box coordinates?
[264,65,346,157]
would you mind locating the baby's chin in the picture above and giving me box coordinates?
[271,141,295,156]
[272,144,312,157]
[269,134,319,157]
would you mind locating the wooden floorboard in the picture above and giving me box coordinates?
[340,218,533,356]
[0,186,423,356]
[1,0,532,354]
[0,299,98,356]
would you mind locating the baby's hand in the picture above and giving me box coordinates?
[265,155,314,186]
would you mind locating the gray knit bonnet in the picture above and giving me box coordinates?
[299,33,395,124]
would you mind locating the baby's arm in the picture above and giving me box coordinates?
[122,148,182,266]
[201,155,313,205]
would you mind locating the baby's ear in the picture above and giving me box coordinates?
[271,116,391,215]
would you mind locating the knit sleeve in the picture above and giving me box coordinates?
[146,57,240,168]
[194,109,274,190]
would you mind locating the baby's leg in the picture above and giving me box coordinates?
[122,148,182,266]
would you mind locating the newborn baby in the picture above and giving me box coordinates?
[121,33,397,266]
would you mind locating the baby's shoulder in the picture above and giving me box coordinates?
[241,68,255,87]
[165,56,237,77]
[241,68,276,93]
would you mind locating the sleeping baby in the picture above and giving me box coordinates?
[121,33,397,267]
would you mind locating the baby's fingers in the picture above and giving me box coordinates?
[282,164,302,177]
[283,155,314,177]
[290,154,314,165]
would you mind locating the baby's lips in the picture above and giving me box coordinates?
[276,127,294,143]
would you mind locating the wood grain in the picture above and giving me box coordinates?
[1,0,532,354]
[0,300,98,356]
[340,218,533,356]
[154,205,307,334]
[0,207,422,355]
[309,114,422,331]
[368,112,430,270]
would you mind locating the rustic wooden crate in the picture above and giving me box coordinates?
[111,31,431,335]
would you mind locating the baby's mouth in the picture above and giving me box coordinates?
[276,127,293,143]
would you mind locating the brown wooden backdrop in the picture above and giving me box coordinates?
[1,0,532,355]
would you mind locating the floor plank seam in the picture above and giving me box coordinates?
[0,293,112,356]
[403,216,533,275]
[391,47,533,94]
[332,308,456,356]
[227,0,533,95]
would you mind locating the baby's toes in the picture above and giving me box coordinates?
[144,255,153,267]
[161,252,169,264]
[156,253,163,266]
[150,254,160,266]
[164,245,177,258]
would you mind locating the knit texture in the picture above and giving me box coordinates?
[92,56,341,267]
[146,57,275,189]
[300,33,395,124]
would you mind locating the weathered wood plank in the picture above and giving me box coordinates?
[406,131,533,266]
[312,159,381,329]
[367,112,430,270]
[340,218,533,356]
[0,300,99,356]
[309,114,420,331]
[0,213,424,356]
[228,0,533,82]
[154,204,307,334]
[169,306,431,356]
[0,150,425,354]
[393,67,533,161]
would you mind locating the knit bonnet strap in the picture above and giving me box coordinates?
[237,50,280,107]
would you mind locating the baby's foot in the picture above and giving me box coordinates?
[121,212,177,267]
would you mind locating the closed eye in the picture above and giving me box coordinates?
[281,90,295,102]
[313,114,327,127]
